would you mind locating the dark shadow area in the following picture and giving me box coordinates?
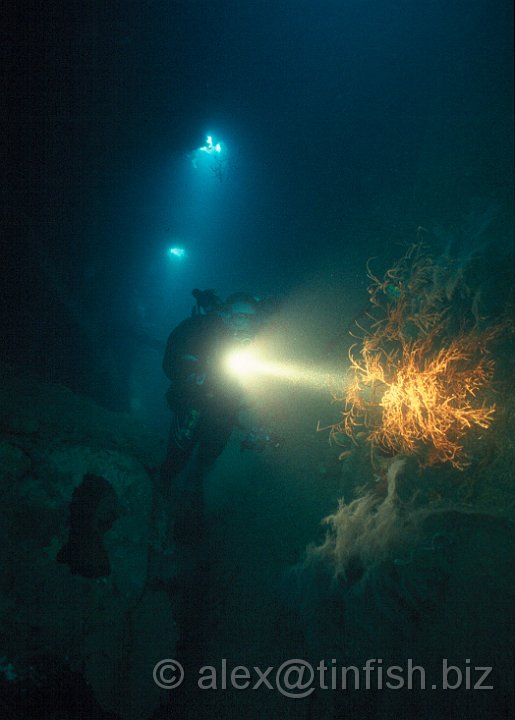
[57,474,119,578]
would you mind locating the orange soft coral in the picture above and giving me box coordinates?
[331,243,505,469]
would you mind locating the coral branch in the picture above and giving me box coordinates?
[331,243,507,469]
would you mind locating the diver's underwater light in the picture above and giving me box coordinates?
[199,135,222,154]
[168,246,186,259]
[225,348,260,378]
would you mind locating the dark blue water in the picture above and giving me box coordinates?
[1,2,513,718]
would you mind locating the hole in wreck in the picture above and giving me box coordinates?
[57,473,119,578]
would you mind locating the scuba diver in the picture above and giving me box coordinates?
[160,289,260,542]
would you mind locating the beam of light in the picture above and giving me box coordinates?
[224,347,347,393]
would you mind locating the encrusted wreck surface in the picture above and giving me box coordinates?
[0,363,176,719]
